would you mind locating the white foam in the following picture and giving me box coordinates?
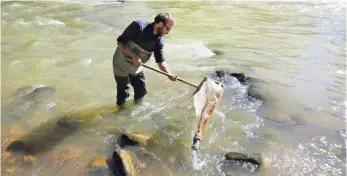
[191,150,206,171]
[166,41,215,59]
[38,59,56,68]
[36,17,65,26]
[15,19,29,25]
[336,70,345,75]
[12,3,23,7]
[10,60,25,72]
[59,0,122,6]
[82,58,93,67]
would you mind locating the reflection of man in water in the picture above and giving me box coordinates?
[113,13,177,107]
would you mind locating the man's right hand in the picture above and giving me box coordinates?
[132,57,142,66]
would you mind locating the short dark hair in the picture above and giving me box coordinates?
[154,13,175,26]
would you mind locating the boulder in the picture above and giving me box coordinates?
[51,145,83,164]
[6,116,81,155]
[111,150,136,176]
[117,132,154,148]
[220,152,263,175]
[22,86,56,101]
[225,152,262,166]
[6,104,120,155]
[214,70,264,101]
[88,156,112,176]
[215,70,248,83]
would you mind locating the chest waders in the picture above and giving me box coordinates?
[113,40,153,77]
[112,31,154,106]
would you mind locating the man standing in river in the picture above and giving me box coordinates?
[113,13,177,107]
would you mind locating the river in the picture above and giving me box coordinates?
[1,1,346,176]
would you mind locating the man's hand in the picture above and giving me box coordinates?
[132,57,142,66]
[157,62,176,81]
[168,74,177,81]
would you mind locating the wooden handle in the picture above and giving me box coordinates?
[142,64,198,88]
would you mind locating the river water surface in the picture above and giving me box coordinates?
[1,1,346,176]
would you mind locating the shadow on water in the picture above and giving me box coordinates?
[6,115,81,155]
[6,104,123,155]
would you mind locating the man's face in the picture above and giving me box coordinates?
[157,22,174,37]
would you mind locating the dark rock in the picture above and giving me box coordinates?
[57,116,81,129]
[225,152,262,166]
[215,70,227,78]
[6,140,26,154]
[220,152,262,175]
[117,132,153,148]
[111,151,127,176]
[117,134,140,148]
[214,70,248,83]
[230,73,247,83]
[111,150,136,176]
[214,70,265,100]
[87,156,113,176]
[212,49,224,56]
[23,86,55,100]
[6,116,81,155]
[13,86,35,98]
[247,85,264,100]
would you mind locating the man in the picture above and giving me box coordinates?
[113,13,177,107]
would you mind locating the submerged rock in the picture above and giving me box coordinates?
[110,148,174,176]
[117,132,154,148]
[220,152,262,175]
[225,152,262,166]
[2,151,17,164]
[2,86,57,124]
[10,122,25,137]
[13,86,35,98]
[51,145,83,164]
[215,70,248,83]
[4,167,16,175]
[211,49,225,56]
[9,85,56,102]
[214,70,264,101]
[111,150,136,176]
[6,116,81,155]
[22,86,56,101]
[88,156,112,176]
[6,104,119,155]
[23,154,38,165]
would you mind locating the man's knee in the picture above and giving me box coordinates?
[114,75,130,105]
[134,88,147,100]
[129,72,147,100]
[115,75,129,87]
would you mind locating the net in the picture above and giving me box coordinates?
[191,77,224,150]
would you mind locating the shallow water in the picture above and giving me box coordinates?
[1,1,346,176]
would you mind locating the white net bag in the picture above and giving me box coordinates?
[192,77,224,150]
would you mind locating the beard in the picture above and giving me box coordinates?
[156,27,165,36]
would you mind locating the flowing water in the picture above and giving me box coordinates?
[1,1,346,176]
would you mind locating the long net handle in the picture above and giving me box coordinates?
[142,64,198,88]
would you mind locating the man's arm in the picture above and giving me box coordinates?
[154,39,177,81]
[157,62,177,81]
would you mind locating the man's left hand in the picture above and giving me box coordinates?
[168,74,177,81]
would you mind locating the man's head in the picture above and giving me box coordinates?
[153,13,175,37]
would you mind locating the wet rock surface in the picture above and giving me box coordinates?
[214,70,264,101]
[225,151,262,166]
